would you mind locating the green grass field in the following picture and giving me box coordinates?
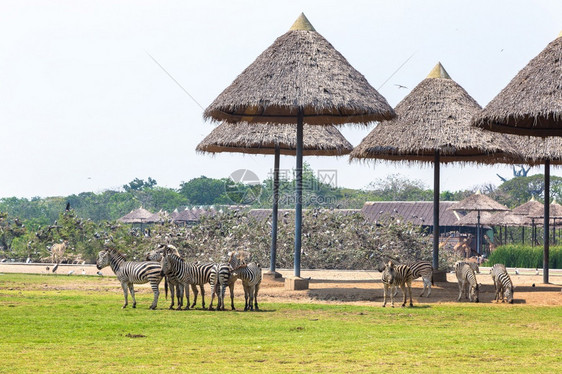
[0,274,560,373]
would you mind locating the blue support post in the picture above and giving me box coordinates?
[294,110,304,277]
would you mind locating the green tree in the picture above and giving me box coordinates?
[367,174,433,201]
[179,176,231,205]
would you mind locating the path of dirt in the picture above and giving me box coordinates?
[1,263,561,307]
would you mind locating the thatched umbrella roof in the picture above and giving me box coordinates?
[350,63,518,164]
[147,210,169,224]
[447,191,509,212]
[528,200,562,219]
[455,211,494,226]
[487,210,529,227]
[473,32,562,136]
[503,135,562,166]
[117,207,154,224]
[511,197,544,216]
[204,13,395,126]
[197,122,352,156]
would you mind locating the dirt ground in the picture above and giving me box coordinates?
[1,263,561,307]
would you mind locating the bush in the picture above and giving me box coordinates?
[486,244,562,269]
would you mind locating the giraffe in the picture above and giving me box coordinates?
[438,234,453,251]
[453,236,473,258]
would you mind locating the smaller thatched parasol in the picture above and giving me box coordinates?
[197,122,352,156]
[448,192,509,254]
[117,207,154,224]
[455,211,494,226]
[512,197,544,216]
[197,121,352,278]
[473,32,562,136]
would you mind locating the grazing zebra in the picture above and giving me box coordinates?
[392,261,434,297]
[454,260,480,274]
[159,248,214,309]
[490,264,514,303]
[228,251,262,311]
[208,262,231,311]
[381,261,413,308]
[456,263,479,302]
[96,248,162,309]
[146,245,184,310]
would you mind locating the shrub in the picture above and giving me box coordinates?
[486,244,562,269]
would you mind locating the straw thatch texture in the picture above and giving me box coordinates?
[511,198,544,216]
[455,211,494,226]
[197,122,352,156]
[204,14,395,126]
[528,201,562,218]
[117,207,154,224]
[447,192,509,212]
[350,65,519,164]
[473,35,562,136]
[487,211,529,227]
[504,135,562,165]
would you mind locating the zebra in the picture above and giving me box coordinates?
[490,264,514,303]
[96,248,162,309]
[454,260,480,274]
[391,261,434,297]
[146,245,184,310]
[228,251,262,311]
[208,262,231,311]
[455,263,479,302]
[159,248,214,309]
[381,261,413,307]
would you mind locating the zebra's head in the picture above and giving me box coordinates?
[159,247,177,276]
[381,261,395,284]
[469,283,480,303]
[96,250,110,270]
[505,285,514,304]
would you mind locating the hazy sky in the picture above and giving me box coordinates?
[1,0,561,199]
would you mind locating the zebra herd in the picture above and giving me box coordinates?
[379,260,515,307]
[96,246,516,310]
[95,245,262,311]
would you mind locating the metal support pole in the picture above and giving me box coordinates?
[432,151,440,270]
[522,226,525,245]
[269,145,280,273]
[477,211,481,255]
[543,160,550,284]
[294,110,304,278]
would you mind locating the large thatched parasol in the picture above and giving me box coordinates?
[197,122,352,277]
[350,63,518,270]
[473,32,562,136]
[447,192,509,255]
[203,13,395,283]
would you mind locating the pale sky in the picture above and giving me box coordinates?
[1,0,561,198]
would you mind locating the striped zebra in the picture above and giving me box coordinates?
[454,260,480,274]
[381,261,413,307]
[146,245,184,310]
[96,248,162,309]
[490,264,514,303]
[208,262,231,311]
[228,251,262,311]
[455,263,479,302]
[392,261,434,297]
[159,248,214,309]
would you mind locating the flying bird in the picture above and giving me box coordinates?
[394,84,408,89]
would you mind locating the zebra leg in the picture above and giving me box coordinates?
[400,283,407,307]
[229,282,235,310]
[254,283,260,311]
[392,285,398,298]
[121,282,129,309]
[176,283,184,310]
[382,284,388,307]
[128,283,137,308]
[420,276,429,297]
[407,280,413,307]
[248,285,256,311]
[200,285,206,309]
[149,281,159,310]
[190,283,198,309]
[168,282,175,310]
[243,284,250,311]
[208,283,216,311]
[457,280,463,302]
[219,284,226,311]
[184,283,191,310]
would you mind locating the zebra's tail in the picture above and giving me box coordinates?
[164,277,168,300]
